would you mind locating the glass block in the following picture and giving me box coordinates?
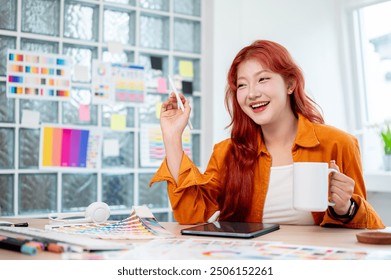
[19,128,40,169]
[103,8,136,45]
[104,0,135,5]
[192,133,200,166]
[140,13,169,50]
[0,0,17,31]
[102,104,135,128]
[20,100,58,123]
[21,38,59,54]
[139,53,168,92]
[0,36,16,76]
[0,128,14,169]
[19,173,57,214]
[0,174,14,216]
[102,131,134,168]
[63,89,98,126]
[139,53,168,74]
[0,82,15,123]
[21,0,60,36]
[189,95,201,129]
[174,18,201,53]
[174,0,200,17]
[139,0,169,11]
[102,173,134,208]
[139,93,165,125]
[63,44,98,83]
[139,173,168,209]
[174,57,200,90]
[102,49,134,64]
[62,173,97,211]
[64,0,99,42]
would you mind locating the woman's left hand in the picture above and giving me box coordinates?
[329,160,355,215]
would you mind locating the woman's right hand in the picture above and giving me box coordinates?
[160,92,191,138]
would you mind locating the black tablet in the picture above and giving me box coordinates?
[181,221,279,239]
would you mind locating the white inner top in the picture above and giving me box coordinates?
[262,164,314,225]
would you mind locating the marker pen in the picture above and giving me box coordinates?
[0,235,37,255]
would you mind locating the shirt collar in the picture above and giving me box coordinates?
[257,113,320,155]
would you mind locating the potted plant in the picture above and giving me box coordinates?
[380,123,391,171]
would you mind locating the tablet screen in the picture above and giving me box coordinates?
[181,221,279,239]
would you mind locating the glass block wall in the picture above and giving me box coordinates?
[0,0,203,221]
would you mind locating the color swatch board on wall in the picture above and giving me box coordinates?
[6,50,72,100]
[39,125,102,170]
[92,60,146,105]
[139,123,192,167]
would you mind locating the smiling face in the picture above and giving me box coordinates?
[236,59,294,128]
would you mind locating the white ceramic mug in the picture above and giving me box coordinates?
[293,162,338,211]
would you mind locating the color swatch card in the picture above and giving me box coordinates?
[139,123,192,167]
[40,125,102,170]
[91,60,114,104]
[45,205,174,240]
[112,63,146,104]
[6,50,72,100]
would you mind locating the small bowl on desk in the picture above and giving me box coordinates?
[356,231,391,245]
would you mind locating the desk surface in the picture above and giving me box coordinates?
[1,218,390,260]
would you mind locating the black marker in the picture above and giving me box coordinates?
[0,235,37,255]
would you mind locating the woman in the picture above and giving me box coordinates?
[150,40,384,229]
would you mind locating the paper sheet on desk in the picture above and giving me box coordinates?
[62,238,391,260]
[45,205,173,240]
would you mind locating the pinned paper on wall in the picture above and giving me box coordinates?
[112,63,146,104]
[6,50,72,100]
[79,104,91,122]
[91,61,146,105]
[155,102,162,119]
[111,114,126,130]
[74,65,90,82]
[140,123,192,167]
[107,41,124,55]
[21,109,40,128]
[179,60,194,78]
[103,139,120,157]
[157,77,167,93]
[91,61,114,104]
[40,125,102,170]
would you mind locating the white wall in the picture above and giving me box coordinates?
[211,0,347,145]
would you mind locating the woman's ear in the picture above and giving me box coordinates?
[287,79,296,94]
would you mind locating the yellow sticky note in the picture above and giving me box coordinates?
[111,114,126,130]
[179,60,194,78]
[155,102,162,119]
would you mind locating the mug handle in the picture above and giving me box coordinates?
[327,168,339,207]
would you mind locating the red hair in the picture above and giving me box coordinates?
[219,40,324,221]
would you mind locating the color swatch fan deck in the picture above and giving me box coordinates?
[45,205,173,240]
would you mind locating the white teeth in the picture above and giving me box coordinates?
[251,101,269,109]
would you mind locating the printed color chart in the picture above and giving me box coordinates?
[6,50,72,100]
[140,124,192,167]
[91,61,146,105]
[40,126,102,169]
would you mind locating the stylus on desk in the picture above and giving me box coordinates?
[168,76,193,130]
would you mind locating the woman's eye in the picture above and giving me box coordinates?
[237,84,246,89]
[258,77,270,83]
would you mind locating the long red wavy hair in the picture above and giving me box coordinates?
[219,40,324,221]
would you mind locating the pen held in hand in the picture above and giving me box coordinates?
[168,76,193,130]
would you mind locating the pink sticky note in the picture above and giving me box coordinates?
[157,77,167,93]
[79,104,91,121]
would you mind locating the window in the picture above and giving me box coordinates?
[347,0,391,173]
[0,0,204,220]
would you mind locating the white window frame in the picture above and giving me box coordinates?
[341,0,391,193]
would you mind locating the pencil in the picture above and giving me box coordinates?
[168,76,193,130]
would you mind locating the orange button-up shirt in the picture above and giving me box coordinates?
[150,114,385,229]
